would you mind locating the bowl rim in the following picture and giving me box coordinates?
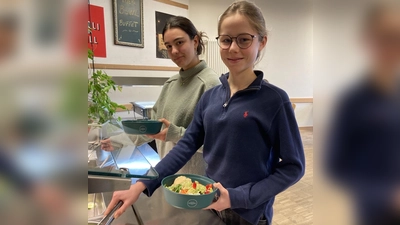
[161,174,218,196]
[122,119,162,123]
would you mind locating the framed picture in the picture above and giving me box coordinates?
[156,11,175,58]
[113,0,144,47]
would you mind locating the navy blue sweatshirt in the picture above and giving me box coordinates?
[141,71,305,224]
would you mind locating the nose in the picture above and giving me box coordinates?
[229,39,240,53]
[171,46,179,54]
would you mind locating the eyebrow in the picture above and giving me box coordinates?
[164,37,185,45]
[219,33,253,36]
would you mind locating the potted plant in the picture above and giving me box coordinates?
[87,27,160,137]
[87,48,126,127]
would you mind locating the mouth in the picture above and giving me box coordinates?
[174,56,184,61]
[227,58,243,63]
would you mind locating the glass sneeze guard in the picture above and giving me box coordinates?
[88,119,159,180]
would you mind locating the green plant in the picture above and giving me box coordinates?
[88,49,126,124]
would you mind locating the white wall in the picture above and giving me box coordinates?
[313,0,368,126]
[189,0,313,127]
[189,0,313,97]
[313,2,375,224]
[89,0,187,79]
[89,0,314,127]
[89,0,188,110]
[90,0,188,68]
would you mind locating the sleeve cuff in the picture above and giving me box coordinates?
[138,179,160,197]
[227,187,248,209]
[165,123,183,143]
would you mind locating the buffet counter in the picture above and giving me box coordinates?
[101,143,225,225]
[88,122,225,225]
[103,188,225,225]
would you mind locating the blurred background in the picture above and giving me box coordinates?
[0,0,86,224]
[315,0,400,225]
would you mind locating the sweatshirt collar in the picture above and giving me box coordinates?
[220,70,264,90]
[179,60,207,79]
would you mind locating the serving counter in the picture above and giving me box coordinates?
[88,121,225,225]
[103,188,225,225]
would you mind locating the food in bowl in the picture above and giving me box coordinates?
[165,176,213,195]
[161,174,218,209]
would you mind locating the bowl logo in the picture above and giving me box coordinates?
[187,199,198,208]
[139,125,147,133]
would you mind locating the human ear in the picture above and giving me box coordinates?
[193,35,199,50]
[258,35,267,51]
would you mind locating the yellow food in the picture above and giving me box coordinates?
[165,176,212,195]
[88,202,94,209]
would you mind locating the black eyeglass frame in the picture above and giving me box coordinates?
[215,33,257,49]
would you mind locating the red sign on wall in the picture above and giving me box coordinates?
[88,4,106,57]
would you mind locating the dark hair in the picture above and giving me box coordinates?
[162,16,207,55]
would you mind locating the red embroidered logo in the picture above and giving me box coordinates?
[243,111,249,118]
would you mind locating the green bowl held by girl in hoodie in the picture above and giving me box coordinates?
[121,119,163,135]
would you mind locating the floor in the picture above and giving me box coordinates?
[272,128,313,225]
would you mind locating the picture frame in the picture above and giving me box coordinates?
[155,11,175,58]
[113,0,144,48]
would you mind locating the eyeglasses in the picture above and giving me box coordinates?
[216,33,257,49]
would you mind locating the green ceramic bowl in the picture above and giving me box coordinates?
[121,119,162,135]
[161,174,217,210]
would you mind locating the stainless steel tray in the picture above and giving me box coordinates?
[131,101,155,119]
[88,193,106,220]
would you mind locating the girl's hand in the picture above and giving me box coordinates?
[147,118,170,141]
[100,138,114,151]
[104,182,146,219]
[204,182,231,211]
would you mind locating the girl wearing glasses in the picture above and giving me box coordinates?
[105,1,305,225]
